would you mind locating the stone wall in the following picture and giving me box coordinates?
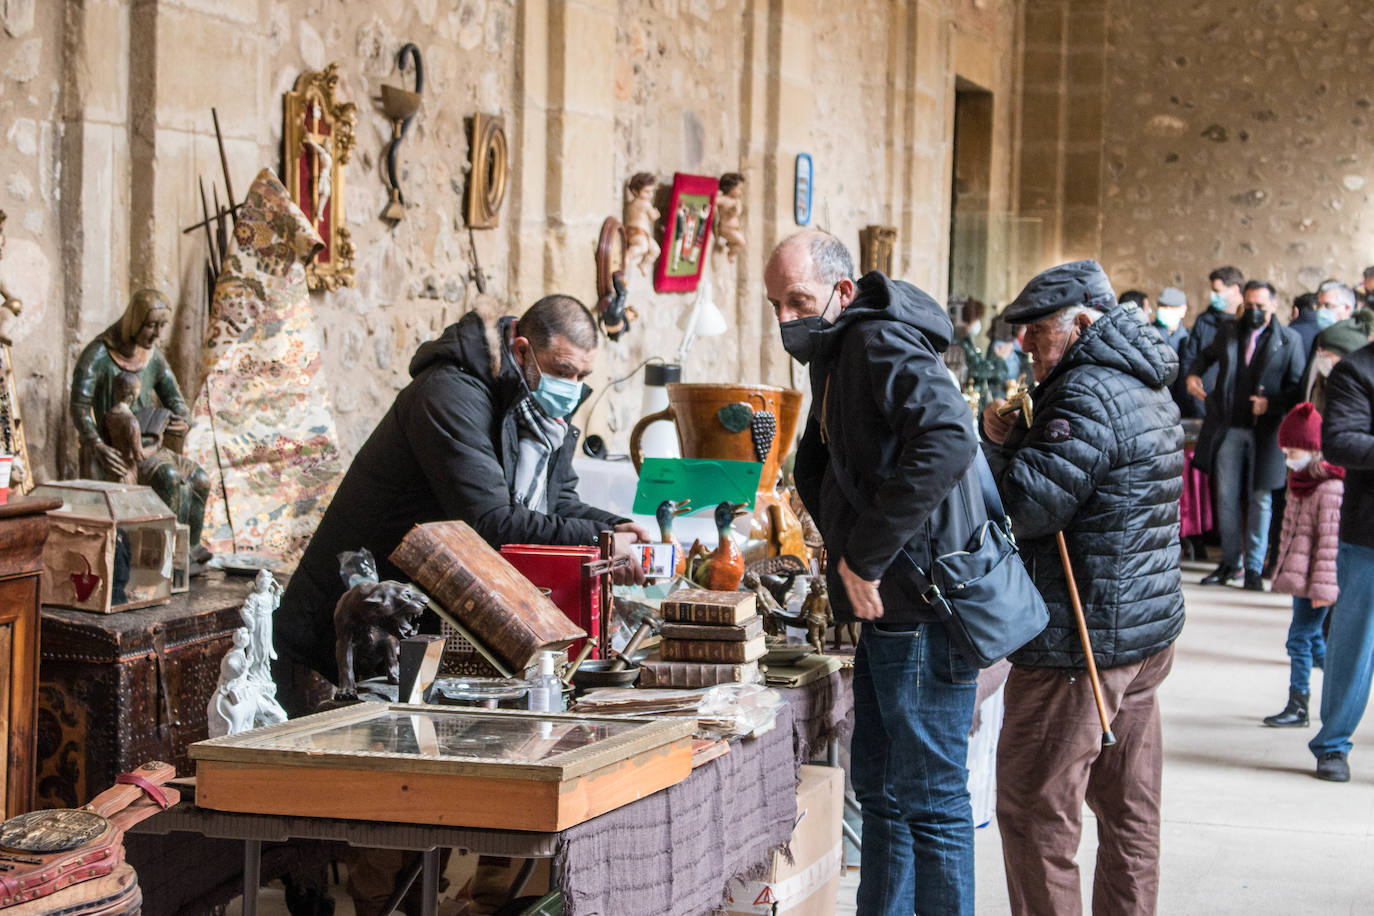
[0,0,1022,485]
[1100,0,1374,311]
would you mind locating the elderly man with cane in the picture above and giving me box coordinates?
[981,260,1186,916]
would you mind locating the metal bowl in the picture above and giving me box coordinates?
[570,659,641,691]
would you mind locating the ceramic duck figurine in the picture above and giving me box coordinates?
[655,499,692,577]
[686,501,749,591]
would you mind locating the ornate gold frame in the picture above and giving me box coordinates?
[283,63,358,290]
[859,225,897,275]
[466,113,509,229]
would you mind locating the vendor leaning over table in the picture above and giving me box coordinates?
[275,294,649,704]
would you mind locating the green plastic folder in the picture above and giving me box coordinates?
[631,458,764,516]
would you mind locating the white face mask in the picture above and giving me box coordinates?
[967,320,982,338]
[1285,452,1314,472]
[1155,307,1184,332]
[1314,352,1338,378]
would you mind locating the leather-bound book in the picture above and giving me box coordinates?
[660,633,766,664]
[660,589,756,625]
[660,615,763,643]
[390,521,586,671]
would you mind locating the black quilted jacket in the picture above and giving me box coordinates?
[987,307,1186,669]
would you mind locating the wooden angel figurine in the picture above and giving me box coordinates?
[801,577,832,655]
[623,172,660,275]
[714,172,746,262]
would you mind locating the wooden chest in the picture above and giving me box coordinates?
[34,578,251,808]
[0,497,61,818]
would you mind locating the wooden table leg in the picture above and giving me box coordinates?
[421,847,440,916]
[243,839,262,916]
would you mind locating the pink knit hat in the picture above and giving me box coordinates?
[1278,402,1322,452]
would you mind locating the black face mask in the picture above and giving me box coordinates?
[778,284,840,365]
[1242,306,1268,331]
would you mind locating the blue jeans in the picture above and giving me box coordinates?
[1310,542,1374,758]
[850,621,978,916]
[1286,597,1329,694]
[1213,429,1273,572]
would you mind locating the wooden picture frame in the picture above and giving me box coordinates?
[653,173,718,293]
[466,113,509,229]
[192,702,695,831]
[283,62,358,291]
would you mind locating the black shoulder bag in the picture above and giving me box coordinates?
[828,448,1049,668]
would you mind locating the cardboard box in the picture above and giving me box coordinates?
[726,764,843,916]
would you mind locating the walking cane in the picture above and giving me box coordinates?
[997,392,1117,747]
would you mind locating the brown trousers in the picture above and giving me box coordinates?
[996,644,1174,916]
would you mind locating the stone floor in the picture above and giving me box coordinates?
[233,561,1374,914]
[836,560,1374,914]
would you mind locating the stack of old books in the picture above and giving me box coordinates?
[640,588,766,688]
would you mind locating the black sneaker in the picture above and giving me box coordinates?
[1201,563,1240,586]
[1243,571,1265,592]
[1315,752,1350,782]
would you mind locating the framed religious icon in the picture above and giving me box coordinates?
[654,173,719,293]
[191,702,695,831]
[283,62,358,290]
[794,153,813,226]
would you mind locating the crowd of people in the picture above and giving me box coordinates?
[766,232,1374,915]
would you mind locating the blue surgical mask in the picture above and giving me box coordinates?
[1209,291,1226,311]
[521,343,584,419]
[1315,307,1338,329]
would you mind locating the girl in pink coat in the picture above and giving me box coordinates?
[1265,402,1346,727]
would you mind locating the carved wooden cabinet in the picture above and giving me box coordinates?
[0,497,61,818]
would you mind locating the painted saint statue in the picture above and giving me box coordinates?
[70,288,209,546]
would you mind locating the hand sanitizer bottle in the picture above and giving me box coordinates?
[529,650,564,712]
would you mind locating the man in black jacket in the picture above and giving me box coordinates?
[1184,265,1244,416]
[981,260,1184,916]
[1308,339,1374,782]
[275,296,646,690]
[1186,280,1307,589]
[767,231,980,916]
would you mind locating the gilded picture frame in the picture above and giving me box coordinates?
[283,63,358,291]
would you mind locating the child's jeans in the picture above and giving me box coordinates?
[1287,597,1329,693]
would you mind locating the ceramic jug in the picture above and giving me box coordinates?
[629,383,807,561]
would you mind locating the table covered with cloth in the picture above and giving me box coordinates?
[555,702,798,916]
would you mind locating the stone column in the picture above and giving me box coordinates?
[1015,0,1069,269]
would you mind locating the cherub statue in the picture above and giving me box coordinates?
[70,289,210,548]
[623,172,660,275]
[801,577,831,655]
[714,172,746,262]
[333,580,429,699]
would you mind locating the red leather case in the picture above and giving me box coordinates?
[499,545,603,659]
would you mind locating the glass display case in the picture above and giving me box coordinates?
[30,480,176,613]
[192,702,695,831]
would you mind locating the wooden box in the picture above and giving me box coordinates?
[0,497,61,817]
[391,522,585,671]
[192,702,695,831]
[30,481,176,614]
[35,579,251,808]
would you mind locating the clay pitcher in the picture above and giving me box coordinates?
[629,383,807,561]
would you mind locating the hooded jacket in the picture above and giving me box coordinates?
[793,272,980,626]
[1323,341,1374,550]
[1187,313,1307,492]
[988,305,1186,669]
[275,311,625,682]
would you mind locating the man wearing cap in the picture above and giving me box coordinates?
[1153,286,1196,417]
[1356,266,1374,311]
[981,259,1184,916]
[1186,280,1307,590]
[1308,317,1374,414]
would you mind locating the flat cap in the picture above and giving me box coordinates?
[1004,259,1116,325]
[1157,286,1187,307]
